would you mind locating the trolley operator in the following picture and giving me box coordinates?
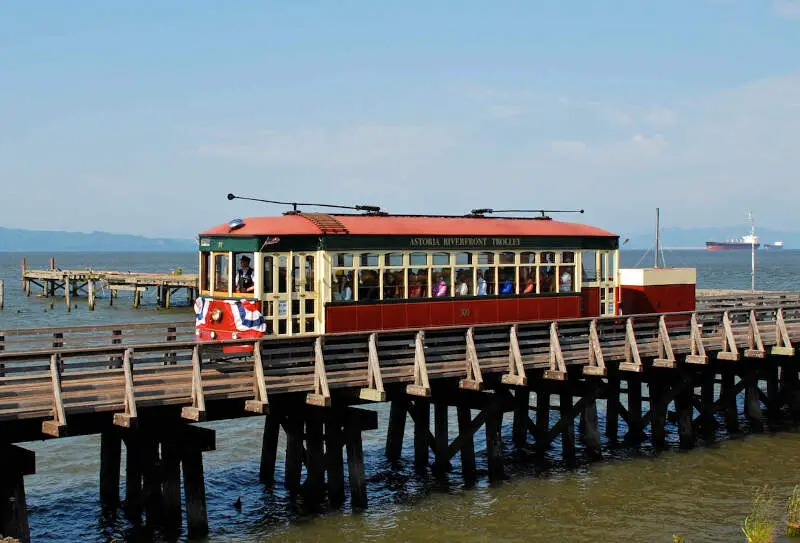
[235,255,255,293]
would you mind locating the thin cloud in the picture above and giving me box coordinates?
[774,0,800,19]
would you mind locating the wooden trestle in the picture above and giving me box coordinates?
[20,257,198,310]
[2,304,800,540]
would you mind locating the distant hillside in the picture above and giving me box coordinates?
[622,226,799,250]
[0,227,195,252]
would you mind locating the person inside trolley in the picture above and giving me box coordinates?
[235,255,255,293]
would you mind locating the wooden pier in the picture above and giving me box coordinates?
[2,302,800,541]
[20,258,198,310]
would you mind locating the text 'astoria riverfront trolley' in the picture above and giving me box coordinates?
[194,200,696,342]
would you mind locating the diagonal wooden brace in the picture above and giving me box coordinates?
[653,315,676,368]
[686,313,708,364]
[407,330,432,396]
[114,348,138,428]
[772,308,795,356]
[246,341,270,413]
[745,310,766,359]
[42,353,67,437]
[182,345,207,421]
[544,322,567,380]
[460,327,484,391]
[717,311,740,361]
[583,319,607,376]
[360,333,386,402]
[619,318,643,372]
[502,324,528,386]
[307,336,332,406]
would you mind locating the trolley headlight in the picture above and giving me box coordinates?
[231,332,238,340]
[210,331,217,339]
[210,308,223,323]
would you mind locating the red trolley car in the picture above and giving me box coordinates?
[196,202,698,343]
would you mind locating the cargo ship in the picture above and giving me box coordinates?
[705,233,760,251]
[706,212,760,251]
[764,241,784,250]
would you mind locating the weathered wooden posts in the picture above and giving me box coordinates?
[257,405,375,508]
[0,445,34,543]
[0,279,4,310]
[98,424,216,537]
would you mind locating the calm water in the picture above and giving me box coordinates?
[2,250,800,543]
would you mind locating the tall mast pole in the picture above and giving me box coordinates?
[654,207,660,268]
[750,211,756,291]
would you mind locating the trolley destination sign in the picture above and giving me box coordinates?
[409,236,523,248]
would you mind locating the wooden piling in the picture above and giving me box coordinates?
[721,371,739,431]
[0,445,34,543]
[412,399,430,471]
[485,395,505,481]
[649,378,668,448]
[385,400,407,461]
[626,375,643,443]
[344,411,367,508]
[160,438,182,530]
[676,374,696,449]
[0,280,4,310]
[766,362,780,419]
[325,420,346,506]
[536,387,551,451]
[744,370,763,429]
[87,280,95,311]
[456,405,476,482]
[433,403,450,473]
[700,370,717,438]
[124,436,143,519]
[606,371,620,441]
[782,363,800,418]
[182,447,209,538]
[99,432,121,508]
[259,415,281,484]
[560,385,576,462]
[305,418,326,502]
[512,388,530,447]
[142,438,163,525]
[64,277,71,312]
[580,381,601,454]
[283,415,303,494]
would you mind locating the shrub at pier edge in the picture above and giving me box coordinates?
[742,486,778,543]
[786,485,800,537]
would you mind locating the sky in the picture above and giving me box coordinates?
[1,1,799,240]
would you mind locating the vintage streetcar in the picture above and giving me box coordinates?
[194,199,696,345]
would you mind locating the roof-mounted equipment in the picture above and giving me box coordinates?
[227,193,384,215]
[468,208,585,220]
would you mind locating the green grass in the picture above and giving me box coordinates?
[786,485,800,537]
[742,486,778,543]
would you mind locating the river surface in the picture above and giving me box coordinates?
[2,250,800,542]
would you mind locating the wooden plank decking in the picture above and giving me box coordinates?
[0,303,798,440]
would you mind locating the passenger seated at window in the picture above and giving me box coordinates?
[235,255,255,293]
[523,277,535,294]
[359,270,379,301]
[476,272,488,296]
[500,275,513,295]
[559,269,573,292]
[383,273,399,299]
[540,268,555,293]
[409,273,424,298]
[435,275,448,297]
[456,273,469,296]
[340,279,353,301]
